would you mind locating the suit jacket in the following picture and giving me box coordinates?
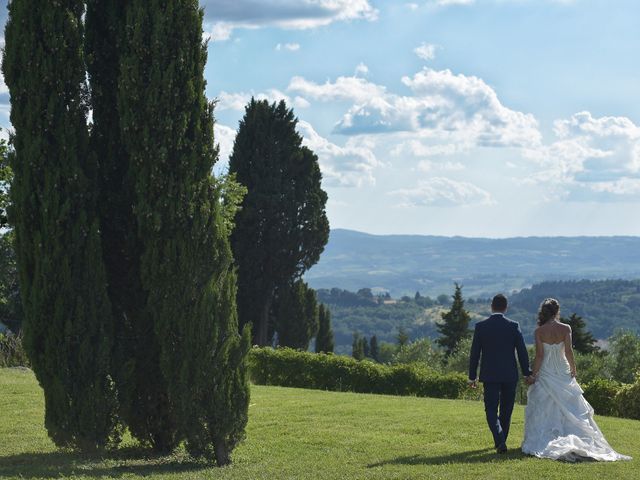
[468,313,531,383]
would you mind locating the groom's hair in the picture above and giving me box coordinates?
[491,294,508,312]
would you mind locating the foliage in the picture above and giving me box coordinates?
[583,379,622,416]
[437,284,472,356]
[442,337,474,374]
[316,298,436,354]
[0,332,28,368]
[317,288,382,307]
[506,279,640,340]
[274,279,319,350]
[608,331,640,384]
[614,373,640,420]
[392,338,443,368]
[561,313,599,354]
[117,0,249,463]
[397,327,410,348]
[369,335,379,362]
[248,347,469,400]
[315,304,334,353]
[229,99,329,345]
[0,232,21,333]
[352,332,365,360]
[3,0,119,451]
[574,351,614,385]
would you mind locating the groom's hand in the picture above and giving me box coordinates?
[467,379,478,389]
[525,375,536,386]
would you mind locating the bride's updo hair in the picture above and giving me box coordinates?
[537,298,560,326]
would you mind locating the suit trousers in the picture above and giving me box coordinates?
[482,381,518,448]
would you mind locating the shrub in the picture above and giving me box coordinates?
[392,338,444,370]
[0,332,29,368]
[614,373,640,420]
[574,352,614,385]
[583,379,621,416]
[248,347,469,400]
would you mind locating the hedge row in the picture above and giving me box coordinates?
[582,377,640,420]
[248,347,477,400]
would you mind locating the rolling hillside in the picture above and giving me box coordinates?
[305,229,640,297]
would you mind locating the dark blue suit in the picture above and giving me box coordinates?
[469,313,531,448]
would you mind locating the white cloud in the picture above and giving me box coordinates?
[426,0,576,6]
[390,177,494,207]
[298,120,381,187]
[203,0,378,41]
[416,159,465,172]
[295,67,540,148]
[406,3,420,10]
[288,74,386,104]
[414,42,437,61]
[523,111,640,201]
[391,140,463,158]
[355,62,369,77]
[217,89,309,111]
[214,123,237,169]
[428,0,475,6]
[276,42,301,51]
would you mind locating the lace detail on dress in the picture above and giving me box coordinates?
[521,342,631,462]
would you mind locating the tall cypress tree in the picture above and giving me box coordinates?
[370,335,379,362]
[352,333,364,360]
[437,283,472,356]
[561,313,600,354]
[274,280,319,350]
[118,0,249,463]
[315,304,334,354]
[2,0,118,450]
[229,99,329,345]
[85,0,178,453]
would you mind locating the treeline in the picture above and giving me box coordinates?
[318,280,640,351]
[506,279,640,339]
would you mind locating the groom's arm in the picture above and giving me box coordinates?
[468,324,481,381]
[515,323,532,377]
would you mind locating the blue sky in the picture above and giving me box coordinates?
[2,0,640,237]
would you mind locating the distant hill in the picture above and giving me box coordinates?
[305,229,640,297]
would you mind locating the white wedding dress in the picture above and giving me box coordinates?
[521,342,631,462]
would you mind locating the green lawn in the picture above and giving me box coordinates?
[0,368,638,479]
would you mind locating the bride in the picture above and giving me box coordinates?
[521,298,631,462]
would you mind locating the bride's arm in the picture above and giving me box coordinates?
[564,326,577,377]
[531,328,544,380]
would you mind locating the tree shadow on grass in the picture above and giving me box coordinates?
[368,447,528,468]
[0,446,215,479]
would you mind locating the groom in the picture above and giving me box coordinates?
[468,294,533,454]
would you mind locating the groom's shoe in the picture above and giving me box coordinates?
[496,443,508,454]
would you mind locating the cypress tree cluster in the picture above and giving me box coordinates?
[4,0,249,463]
[437,283,472,356]
[229,99,329,346]
[315,304,335,353]
[3,0,118,450]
